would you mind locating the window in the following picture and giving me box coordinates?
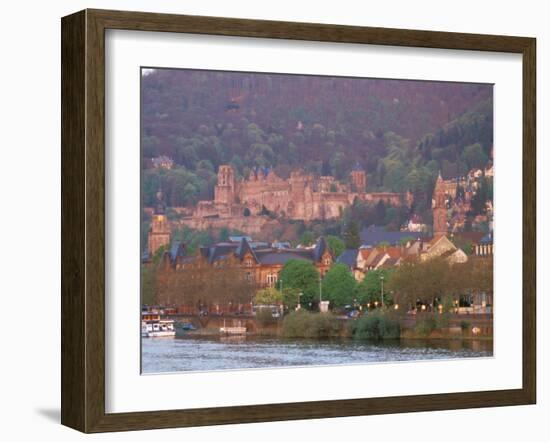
[266,274,278,286]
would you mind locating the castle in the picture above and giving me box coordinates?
[177,164,411,235]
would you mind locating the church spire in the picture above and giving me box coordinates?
[432,172,447,238]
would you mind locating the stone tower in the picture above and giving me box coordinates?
[350,163,366,194]
[148,188,171,256]
[432,171,447,237]
[214,165,235,204]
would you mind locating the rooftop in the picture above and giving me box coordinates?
[360,225,427,247]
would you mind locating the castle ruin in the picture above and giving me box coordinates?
[177,164,411,235]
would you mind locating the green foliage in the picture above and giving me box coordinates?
[279,260,320,307]
[470,176,492,216]
[327,235,345,259]
[322,264,357,308]
[343,220,361,249]
[354,269,393,305]
[388,257,453,308]
[282,287,301,311]
[281,310,341,338]
[351,312,401,340]
[460,320,471,332]
[254,287,283,305]
[461,143,489,170]
[436,314,450,329]
[343,199,409,233]
[171,227,215,256]
[140,265,157,305]
[256,307,277,326]
[414,316,437,337]
[452,236,473,255]
[299,231,315,246]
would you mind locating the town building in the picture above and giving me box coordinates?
[151,155,174,169]
[161,236,333,289]
[452,232,494,256]
[360,225,427,247]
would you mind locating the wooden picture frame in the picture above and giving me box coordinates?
[61,8,536,433]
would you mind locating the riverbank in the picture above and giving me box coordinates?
[173,310,493,341]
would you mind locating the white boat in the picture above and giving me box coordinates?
[141,311,175,338]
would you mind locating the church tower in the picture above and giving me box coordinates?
[214,165,235,204]
[148,187,171,256]
[432,171,447,237]
[350,162,367,194]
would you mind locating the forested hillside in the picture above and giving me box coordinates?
[141,68,493,213]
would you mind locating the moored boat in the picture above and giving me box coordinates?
[141,311,176,337]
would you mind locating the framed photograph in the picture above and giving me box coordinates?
[61,9,536,433]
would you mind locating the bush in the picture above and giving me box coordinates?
[352,312,401,340]
[282,310,340,338]
[256,308,277,326]
[436,312,451,329]
[460,320,471,332]
[378,315,401,339]
[415,316,437,337]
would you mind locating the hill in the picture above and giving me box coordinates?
[141,68,493,214]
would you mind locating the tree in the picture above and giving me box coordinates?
[218,227,230,242]
[470,176,490,215]
[279,260,320,308]
[282,287,301,311]
[141,265,157,306]
[300,231,315,246]
[461,143,488,170]
[156,259,255,310]
[343,220,361,249]
[374,200,387,225]
[322,264,357,307]
[355,269,392,306]
[327,235,345,259]
[451,236,473,255]
[254,287,283,305]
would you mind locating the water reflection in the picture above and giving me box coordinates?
[141,336,493,374]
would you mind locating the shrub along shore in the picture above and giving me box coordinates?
[180,310,491,340]
[265,310,491,340]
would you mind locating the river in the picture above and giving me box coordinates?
[141,336,493,373]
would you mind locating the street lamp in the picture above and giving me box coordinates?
[319,274,323,304]
[380,275,385,308]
